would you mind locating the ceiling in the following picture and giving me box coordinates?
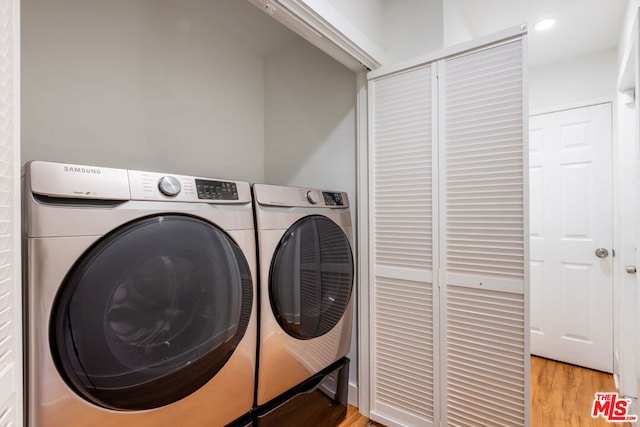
[180,0,630,70]
[454,0,629,68]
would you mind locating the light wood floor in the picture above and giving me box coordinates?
[337,356,629,427]
[530,356,629,427]
[338,405,374,427]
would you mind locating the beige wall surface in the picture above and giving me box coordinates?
[22,0,267,182]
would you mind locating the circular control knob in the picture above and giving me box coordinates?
[158,176,181,197]
[306,190,320,204]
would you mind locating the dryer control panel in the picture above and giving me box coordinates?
[323,191,345,206]
[253,184,349,208]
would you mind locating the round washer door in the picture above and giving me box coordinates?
[269,215,353,339]
[50,214,253,410]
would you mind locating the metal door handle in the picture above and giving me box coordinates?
[626,266,637,274]
[595,248,609,258]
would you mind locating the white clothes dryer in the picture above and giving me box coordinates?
[252,184,354,406]
[24,161,257,427]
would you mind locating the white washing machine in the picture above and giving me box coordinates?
[24,161,257,427]
[252,184,354,406]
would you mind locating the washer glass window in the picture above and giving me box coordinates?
[269,215,353,339]
[50,214,253,410]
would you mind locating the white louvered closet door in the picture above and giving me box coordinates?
[439,38,528,427]
[368,29,527,427]
[369,65,438,427]
[0,0,21,425]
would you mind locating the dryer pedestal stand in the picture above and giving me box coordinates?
[253,357,349,427]
[226,412,254,427]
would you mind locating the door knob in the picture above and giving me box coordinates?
[626,266,637,274]
[595,248,609,258]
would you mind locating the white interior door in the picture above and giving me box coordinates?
[529,103,613,372]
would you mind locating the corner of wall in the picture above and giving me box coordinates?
[382,0,444,64]
[619,1,640,69]
[348,382,358,407]
[443,0,474,47]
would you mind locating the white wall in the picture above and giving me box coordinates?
[22,0,266,182]
[263,37,358,401]
[619,0,640,69]
[320,0,386,52]
[443,0,474,47]
[301,0,445,67]
[263,39,356,192]
[529,49,618,113]
[320,0,448,64]
[382,0,444,64]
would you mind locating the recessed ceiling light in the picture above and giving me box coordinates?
[534,17,557,32]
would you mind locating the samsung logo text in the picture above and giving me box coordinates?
[63,166,102,175]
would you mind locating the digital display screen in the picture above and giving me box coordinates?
[195,179,238,200]
[323,192,344,206]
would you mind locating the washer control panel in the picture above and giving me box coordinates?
[158,176,182,197]
[129,170,249,203]
[195,179,238,200]
[306,190,321,204]
[26,161,251,204]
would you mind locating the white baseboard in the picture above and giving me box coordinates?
[348,382,358,407]
[628,397,638,425]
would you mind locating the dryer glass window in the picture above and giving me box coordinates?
[270,215,353,339]
[50,215,253,410]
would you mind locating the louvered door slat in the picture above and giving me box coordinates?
[0,1,17,425]
[370,65,436,427]
[443,40,525,285]
[445,287,526,424]
[373,66,432,272]
[441,38,527,427]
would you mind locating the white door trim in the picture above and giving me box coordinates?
[355,70,369,414]
[530,97,616,117]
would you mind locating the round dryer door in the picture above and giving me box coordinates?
[50,214,253,410]
[269,215,354,339]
